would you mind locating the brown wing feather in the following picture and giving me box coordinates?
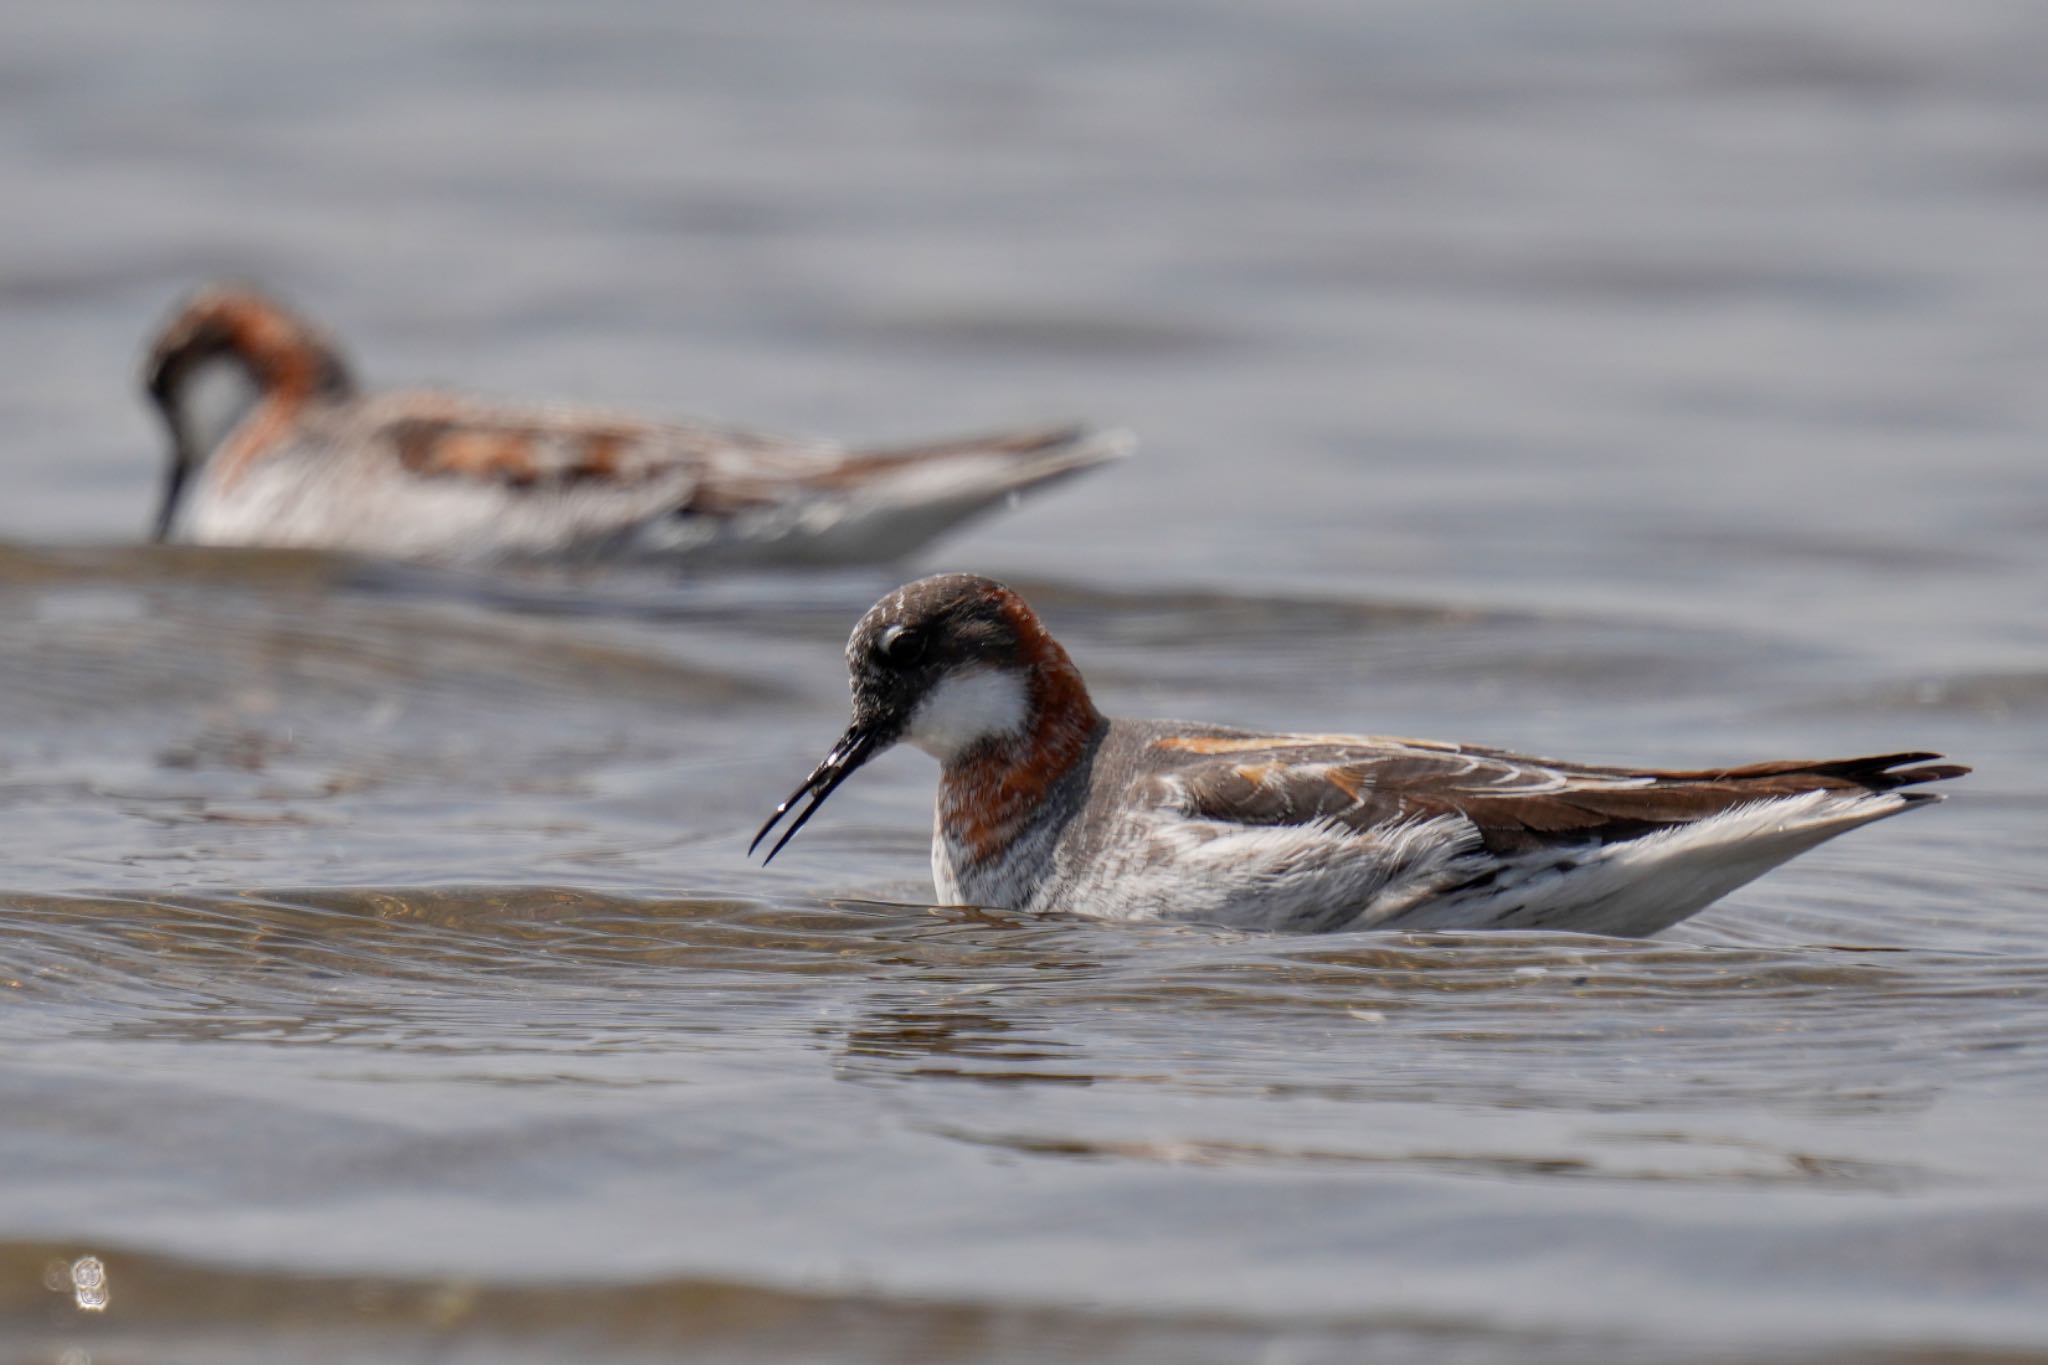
[1158,736,1967,857]
[338,390,820,496]
[358,402,1111,518]
[374,410,783,492]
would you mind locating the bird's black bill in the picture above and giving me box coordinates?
[751,727,879,865]
[151,455,191,543]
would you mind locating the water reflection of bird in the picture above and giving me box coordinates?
[755,573,1968,936]
[142,285,1128,565]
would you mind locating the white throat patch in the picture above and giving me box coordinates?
[904,668,1029,762]
[176,356,263,459]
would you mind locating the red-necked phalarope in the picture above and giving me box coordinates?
[142,286,1130,564]
[752,573,1967,935]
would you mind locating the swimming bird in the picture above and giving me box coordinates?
[752,573,1966,935]
[141,286,1129,564]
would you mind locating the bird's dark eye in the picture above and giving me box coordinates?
[877,624,927,669]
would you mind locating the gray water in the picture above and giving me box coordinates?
[3,2,2047,1361]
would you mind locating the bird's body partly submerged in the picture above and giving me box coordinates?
[754,574,1966,936]
[141,286,1128,565]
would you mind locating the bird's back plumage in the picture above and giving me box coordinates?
[1018,724,1964,934]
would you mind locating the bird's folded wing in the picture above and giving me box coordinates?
[350,394,833,499]
[1147,735,1963,856]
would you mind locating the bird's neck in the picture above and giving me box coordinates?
[206,333,351,487]
[935,648,1103,874]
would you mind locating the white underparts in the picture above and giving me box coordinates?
[904,667,1029,762]
[176,355,263,460]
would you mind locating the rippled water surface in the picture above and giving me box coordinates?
[4,1,2047,1361]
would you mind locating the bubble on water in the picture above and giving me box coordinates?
[70,1255,109,1312]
